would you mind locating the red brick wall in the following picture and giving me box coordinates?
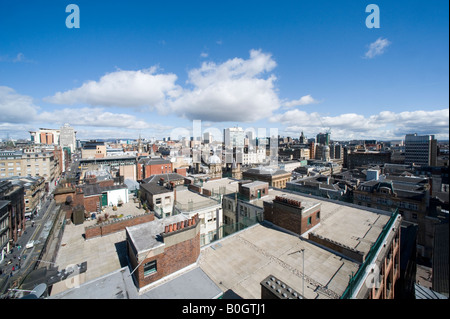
[54,190,75,204]
[135,231,200,288]
[188,184,202,193]
[148,163,173,176]
[175,168,187,176]
[138,162,174,180]
[85,213,155,239]
[98,179,114,187]
[300,209,320,234]
[264,201,320,236]
[84,196,100,213]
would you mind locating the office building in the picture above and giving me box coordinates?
[316,132,330,146]
[404,133,438,167]
[224,127,245,150]
[59,123,77,153]
[29,128,60,145]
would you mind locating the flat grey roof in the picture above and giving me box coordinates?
[199,222,360,299]
[126,214,188,253]
[49,266,222,299]
[140,267,222,299]
[201,178,240,194]
[175,189,219,206]
[199,191,395,299]
[241,181,268,188]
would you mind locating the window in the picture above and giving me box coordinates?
[316,212,320,220]
[143,260,157,276]
[155,198,162,204]
[201,233,206,246]
[307,216,312,225]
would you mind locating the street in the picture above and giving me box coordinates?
[0,194,57,297]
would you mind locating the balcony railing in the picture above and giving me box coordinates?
[340,209,399,299]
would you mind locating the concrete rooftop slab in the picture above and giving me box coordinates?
[198,223,360,299]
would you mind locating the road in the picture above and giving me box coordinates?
[0,194,57,297]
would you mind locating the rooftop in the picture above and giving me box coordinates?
[244,167,290,176]
[142,173,185,184]
[49,187,398,299]
[140,182,172,195]
[199,192,394,299]
[51,263,221,299]
[126,214,188,253]
[198,222,359,299]
[139,158,171,165]
[81,183,128,197]
[175,189,221,211]
[200,177,240,194]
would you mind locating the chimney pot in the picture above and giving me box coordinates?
[169,224,173,232]
[165,225,169,233]
[173,223,177,231]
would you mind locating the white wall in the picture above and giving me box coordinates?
[107,188,128,206]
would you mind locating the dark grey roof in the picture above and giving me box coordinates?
[415,283,448,299]
[0,200,10,210]
[139,158,171,165]
[82,184,128,197]
[432,223,449,296]
[140,182,171,195]
[244,167,289,176]
[142,173,185,184]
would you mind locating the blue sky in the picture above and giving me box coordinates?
[0,0,448,141]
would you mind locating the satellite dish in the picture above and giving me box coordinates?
[32,283,47,298]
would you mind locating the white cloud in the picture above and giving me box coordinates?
[200,52,208,58]
[45,66,181,109]
[169,49,281,122]
[37,107,152,130]
[0,53,33,63]
[13,53,25,62]
[0,86,39,123]
[272,108,449,140]
[365,37,391,59]
[44,50,282,122]
[283,95,319,108]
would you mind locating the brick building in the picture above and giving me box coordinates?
[346,150,392,169]
[137,158,173,181]
[126,213,200,291]
[353,175,435,262]
[0,180,25,245]
[242,167,291,189]
[263,195,321,236]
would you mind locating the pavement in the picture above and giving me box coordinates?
[416,264,433,289]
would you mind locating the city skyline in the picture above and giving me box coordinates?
[1,1,449,141]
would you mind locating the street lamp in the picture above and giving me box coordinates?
[289,248,305,298]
